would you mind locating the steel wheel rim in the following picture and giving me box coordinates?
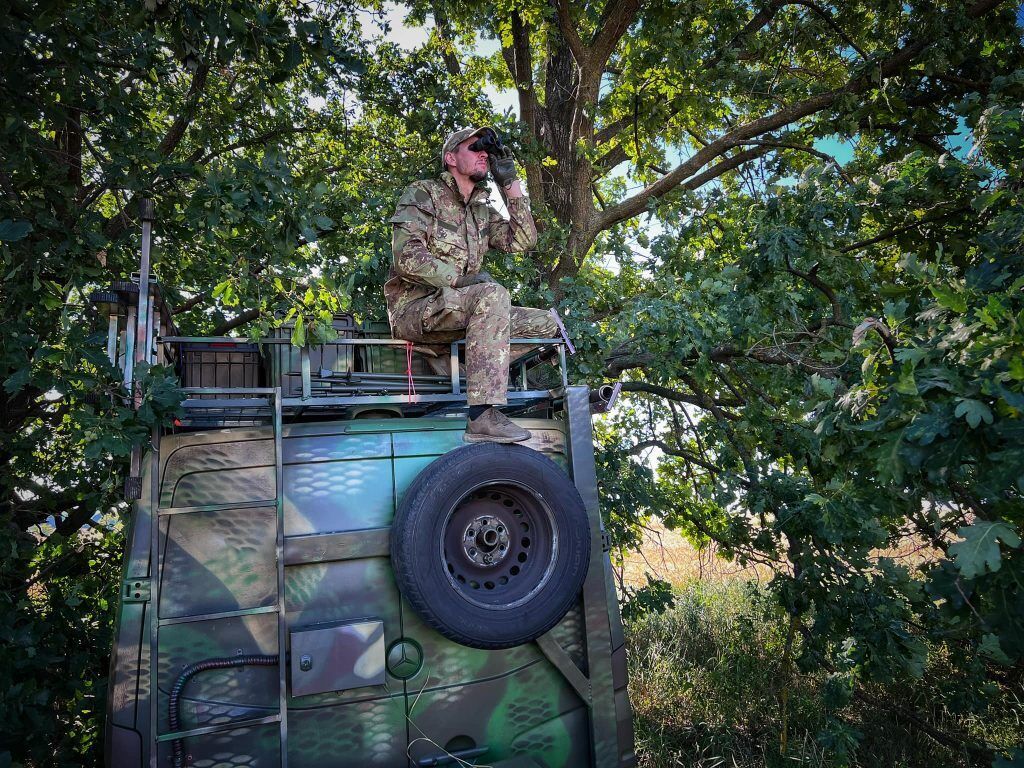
[440,481,558,610]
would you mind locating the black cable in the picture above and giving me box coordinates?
[168,654,279,768]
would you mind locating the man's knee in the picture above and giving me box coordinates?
[511,306,558,337]
[468,282,510,314]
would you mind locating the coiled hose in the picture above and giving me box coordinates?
[168,654,279,768]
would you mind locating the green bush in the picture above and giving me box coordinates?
[626,580,1024,768]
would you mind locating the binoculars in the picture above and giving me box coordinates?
[468,128,504,155]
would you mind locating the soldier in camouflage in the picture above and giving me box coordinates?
[386,127,559,443]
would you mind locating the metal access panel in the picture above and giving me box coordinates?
[289,619,386,697]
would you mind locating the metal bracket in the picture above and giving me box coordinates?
[123,579,151,603]
[601,530,613,553]
[548,308,576,355]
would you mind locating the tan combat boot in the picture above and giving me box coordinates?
[464,407,532,443]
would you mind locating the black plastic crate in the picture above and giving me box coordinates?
[358,320,430,375]
[180,342,262,391]
[266,314,357,397]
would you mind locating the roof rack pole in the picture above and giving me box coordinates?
[449,342,460,395]
[134,199,156,390]
[125,199,156,499]
[300,346,311,400]
[106,313,119,365]
[122,305,137,391]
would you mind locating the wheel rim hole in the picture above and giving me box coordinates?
[483,530,498,546]
[520,522,529,533]
[470,580,480,589]
[503,499,514,507]
[447,563,454,574]
[456,574,466,583]
[510,565,520,576]
[517,552,527,563]
[484,581,495,590]
[499,576,509,585]
[521,537,530,548]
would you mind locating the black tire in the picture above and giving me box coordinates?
[390,443,592,649]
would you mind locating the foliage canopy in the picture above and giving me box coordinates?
[1,0,1022,764]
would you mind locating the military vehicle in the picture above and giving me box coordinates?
[100,203,635,767]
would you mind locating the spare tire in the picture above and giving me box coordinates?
[390,443,591,649]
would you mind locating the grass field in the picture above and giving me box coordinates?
[620,532,1024,768]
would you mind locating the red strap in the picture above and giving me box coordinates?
[405,342,417,399]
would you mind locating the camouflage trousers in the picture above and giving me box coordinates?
[391,282,558,405]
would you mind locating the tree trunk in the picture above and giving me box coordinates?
[537,32,601,296]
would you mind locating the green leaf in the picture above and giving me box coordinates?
[979,633,1011,665]
[929,284,967,313]
[954,398,993,428]
[894,363,918,395]
[1009,356,1024,382]
[0,219,32,241]
[993,749,1024,768]
[905,412,950,446]
[949,522,1021,579]
[3,367,31,395]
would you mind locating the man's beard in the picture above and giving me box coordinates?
[468,169,488,183]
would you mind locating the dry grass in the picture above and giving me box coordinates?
[619,522,944,592]
[619,521,773,589]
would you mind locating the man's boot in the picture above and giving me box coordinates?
[464,407,532,443]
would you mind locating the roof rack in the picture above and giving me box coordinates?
[90,200,572,434]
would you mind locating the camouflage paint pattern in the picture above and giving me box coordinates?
[385,172,549,405]
[107,411,635,768]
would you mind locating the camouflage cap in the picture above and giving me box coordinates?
[440,126,490,170]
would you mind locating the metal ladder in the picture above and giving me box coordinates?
[147,387,288,767]
[123,200,288,765]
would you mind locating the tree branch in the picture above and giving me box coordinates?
[501,11,548,207]
[787,0,869,61]
[431,0,463,77]
[211,308,260,335]
[841,206,971,253]
[741,139,854,184]
[705,0,786,70]
[589,0,644,75]
[593,0,783,148]
[101,59,212,240]
[187,125,310,165]
[156,61,211,158]
[628,439,721,475]
[553,0,588,68]
[620,381,743,409]
[785,258,848,328]
[593,0,1004,230]
[605,336,837,378]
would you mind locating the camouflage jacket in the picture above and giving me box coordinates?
[385,171,537,337]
